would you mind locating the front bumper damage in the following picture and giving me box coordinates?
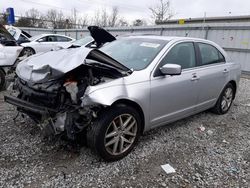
[4,95,57,115]
[4,94,94,140]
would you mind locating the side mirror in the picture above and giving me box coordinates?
[160,64,182,75]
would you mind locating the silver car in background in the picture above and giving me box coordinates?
[5,35,241,161]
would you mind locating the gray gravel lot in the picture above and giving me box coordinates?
[0,78,249,188]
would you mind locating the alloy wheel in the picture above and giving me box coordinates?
[105,114,137,156]
[221,87,233,112]
[23,48,34,56]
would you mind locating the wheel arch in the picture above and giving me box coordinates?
[112,99,145,133]
[0,67,6,91]
[228,80,237,99]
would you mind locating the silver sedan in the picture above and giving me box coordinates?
[83,36,241,160]
[6,36,241,161]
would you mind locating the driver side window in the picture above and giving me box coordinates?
[160,42,196,69]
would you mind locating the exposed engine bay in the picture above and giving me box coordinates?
[7,62,124,140]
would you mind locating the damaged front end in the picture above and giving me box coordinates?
[5,73,97,140]
[5,47,131,140]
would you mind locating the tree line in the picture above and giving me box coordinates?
[0,0,174,29]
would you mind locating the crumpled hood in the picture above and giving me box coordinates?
[16,46,92,83]
[16,46,130,83]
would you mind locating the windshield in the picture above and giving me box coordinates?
[100,37,168,70]
[73,36,93,46]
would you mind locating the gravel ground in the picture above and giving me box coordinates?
[0,78,249,188]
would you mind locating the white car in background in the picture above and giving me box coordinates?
[0,24,24,90]
[54,26,116,50]
[21,34,75,56]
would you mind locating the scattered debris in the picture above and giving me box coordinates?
[161,164,176,174]
[222,139,229,144]
[207,130,213,135]
[0,78,249,187]
[198,125,206,132]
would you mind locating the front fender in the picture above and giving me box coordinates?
[81,85,130,107]
[81,82,151,131]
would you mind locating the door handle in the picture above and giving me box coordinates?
[191,74,200,81]
[223,69,229,74]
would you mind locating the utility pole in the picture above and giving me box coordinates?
[73,8,77,29]
[202,12,206,30]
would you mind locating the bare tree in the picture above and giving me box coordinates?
[37,15,46,28]
[92,6,121,27]
[117,18,129,27]
[72,8,78,27]
[133,19,144,26]
[0,13,8,25]
[108,6,119,27]
[101,8,108,27]
[92,9,102,27]
[65,17,74,29]
[25,8,40,27]
[15,16,32,27]
[149,0,174,24]
[46,9,58,28]
[46,9,65,29]
[78,15,89,28]
[14,9,45,28]
[56,11,65,29]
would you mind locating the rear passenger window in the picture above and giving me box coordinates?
[56,36,71,42]
[197,43,225,65]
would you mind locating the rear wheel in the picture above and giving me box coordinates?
[211,83,235,114]
[87,104,142,161]
[0,68,6,91]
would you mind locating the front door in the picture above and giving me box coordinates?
[150,42,199,127]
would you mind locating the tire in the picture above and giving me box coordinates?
[0,68,6,91]
[21,47,35,57]
[211,83,235,115]
[87,104,142,161]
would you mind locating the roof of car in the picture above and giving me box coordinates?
[126,35,209,42]
[39,33,73,38]
[124,35,227,59]
[29,33,74,41]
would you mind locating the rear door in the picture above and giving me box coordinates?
[150,42,199,127]
[194,42,230,111]
[55,36,73,48]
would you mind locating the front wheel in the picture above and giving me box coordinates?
[87,104,142,161]
[211,83,235,115]
[21,47,35,57]
[0,68,6,91]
